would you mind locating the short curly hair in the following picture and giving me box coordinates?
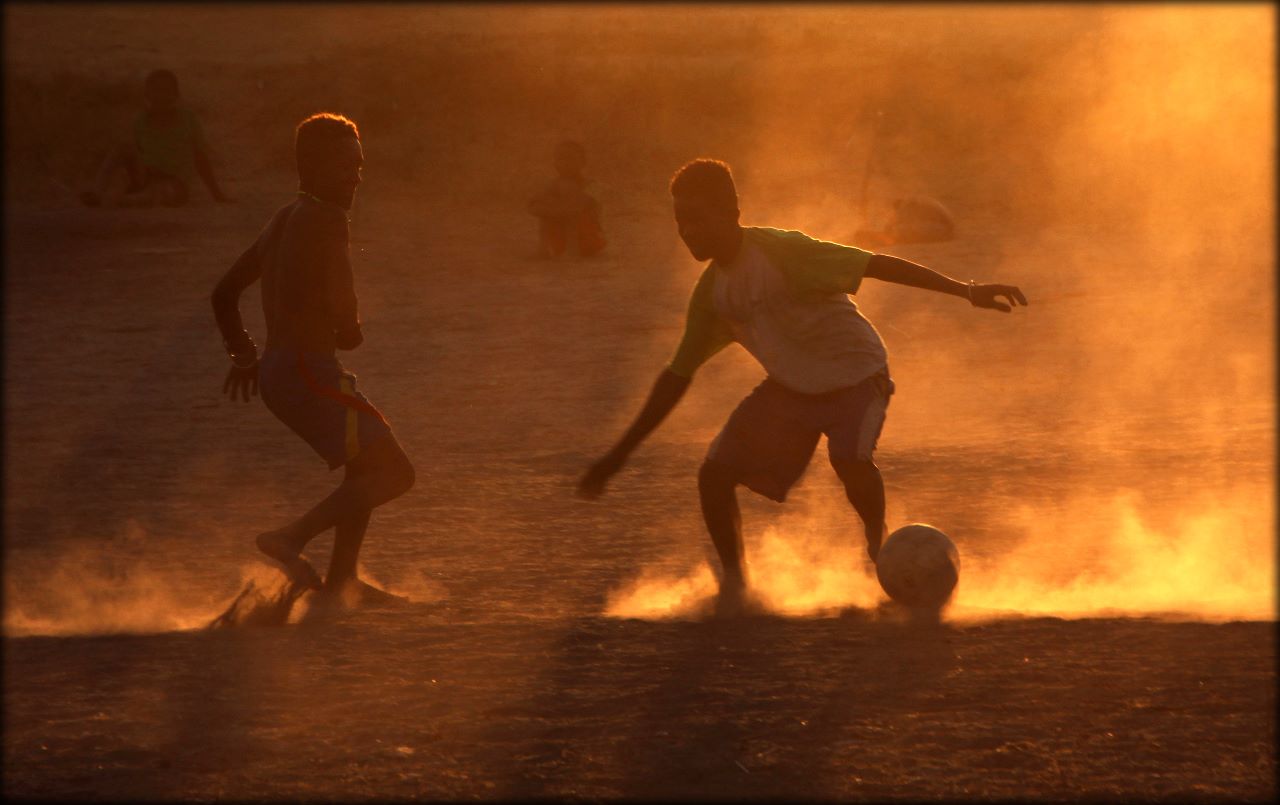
[669,158,738,212]
[295,113,360,181]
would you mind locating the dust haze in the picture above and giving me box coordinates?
[4,4,1273,633]
[3,6,1275,801]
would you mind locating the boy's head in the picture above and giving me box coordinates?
[295,113,363,210]
[144,69,179,111]
[553,140,587,179]
[670,158,740,262]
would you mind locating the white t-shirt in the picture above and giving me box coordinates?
[669,227,888,394]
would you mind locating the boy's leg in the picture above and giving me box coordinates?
[325,504,409,606]
[538,217,569,257]
[326,505,371,590]
[698,459,747,593]
[576,201,606,256]
[257,433,414,567]
[700,380,822,599]
[116,185,160,208]
[826,373,893,562]
[116,167,189,208]
[81,143,138,206]
[831,459,888,561]
[154,175,190,207]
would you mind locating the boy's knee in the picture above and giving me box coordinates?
[354,435,415,498]
[394,456,415,496]
[698,459,736,493]
[378,448,414,499]
[832,457,879,485]
[159,179,189,207]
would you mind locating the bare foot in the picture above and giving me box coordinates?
[255,530,322,590]
[713,580,764,619]
[345,578,410,609]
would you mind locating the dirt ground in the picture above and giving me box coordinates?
[3,4,1275,801]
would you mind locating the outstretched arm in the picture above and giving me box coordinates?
[577,368,691,499]
[212,242,264,401]
[864,253,1027,311]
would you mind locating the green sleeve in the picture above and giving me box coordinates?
[667,266,733,378]
[749,227,874,295]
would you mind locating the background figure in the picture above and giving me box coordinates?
[527,139,606,258]
[855,195,955,247]
[80,68,231,208]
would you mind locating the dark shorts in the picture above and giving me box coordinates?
[259,349,394,471]
[706,371,893,503]
[127,165,188,203]
[538,209,606,256]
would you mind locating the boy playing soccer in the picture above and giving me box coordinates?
[211,113,414,606]
[578,159,1025,610]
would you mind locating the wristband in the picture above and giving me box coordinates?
[224,333,257,367]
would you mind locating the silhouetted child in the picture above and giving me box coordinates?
[527,140,605,258]
[80,69,231,208]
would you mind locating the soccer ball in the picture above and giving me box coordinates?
[875,524,960,608]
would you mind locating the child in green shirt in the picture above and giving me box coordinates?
[80,69,230,208]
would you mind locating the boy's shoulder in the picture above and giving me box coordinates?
[743,226,823,263]
[745,225,831,245]
[285,197,349,240]
[746,225,868,256]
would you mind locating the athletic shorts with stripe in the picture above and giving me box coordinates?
[259,348,394,471]
[706,370,893,503]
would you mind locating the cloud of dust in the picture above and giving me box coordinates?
[718,6,1274,442]
[1017,6,1275,427]
[3,521,285,637]
[606,478,1273,624]
[5,7,1270,631]
[605,491,886,620]
[953,484,1275,623]
[604,562,718,620]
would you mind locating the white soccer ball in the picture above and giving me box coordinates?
[875,524,960,608]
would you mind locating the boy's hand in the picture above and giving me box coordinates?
[577,451,626,500]
[970,283,1027,312]
[222,363,259,402]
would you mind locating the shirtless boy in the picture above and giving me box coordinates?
[211,113,414,605]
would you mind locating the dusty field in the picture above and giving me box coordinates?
[4,4,1275,801]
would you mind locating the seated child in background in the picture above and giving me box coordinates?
[527,140,605,258]
[80,69,231,208]
[855,195,955,247]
